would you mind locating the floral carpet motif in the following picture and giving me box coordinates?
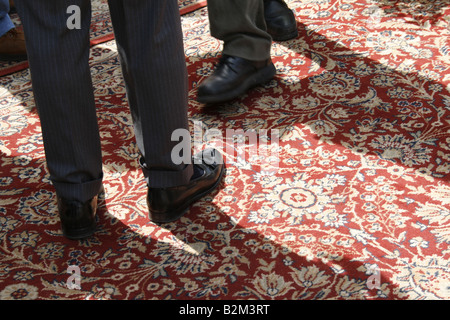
[0,0,449,300]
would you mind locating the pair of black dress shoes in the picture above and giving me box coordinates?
[58,149,225,240]
[197,0,298,104]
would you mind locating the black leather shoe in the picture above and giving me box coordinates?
[57,187,103,240]
[197,55,276,104]
[264,0,298,41]
[147,149,225,223]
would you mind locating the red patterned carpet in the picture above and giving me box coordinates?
[0,0,449,300]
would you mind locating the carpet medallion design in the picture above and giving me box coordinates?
[0,0,449,300]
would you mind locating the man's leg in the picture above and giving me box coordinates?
[107,0,193,189]
[107,0,224,222]
[207,0,271,61]
[206,0,298,59]
[0,0,26,59]
[15,0,103,202]
[15,0,103,239]
[0,0,14,36]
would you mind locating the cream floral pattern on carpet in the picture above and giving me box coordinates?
[0,0,449,300]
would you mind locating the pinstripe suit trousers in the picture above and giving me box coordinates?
[15,0,194,202]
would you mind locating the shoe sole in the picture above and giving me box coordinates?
[270,28,299,41]
[149,164,226,223]
[197,63,277,104]
[0,53,27,61]
[63,224,97,241]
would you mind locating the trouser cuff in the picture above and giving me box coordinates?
[52,176,104,203]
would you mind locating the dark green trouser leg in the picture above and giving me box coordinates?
[206,0,272,61]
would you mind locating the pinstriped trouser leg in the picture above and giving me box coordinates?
[15,0,103,202]
[107,0,193,188]
[15,0,193,202]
